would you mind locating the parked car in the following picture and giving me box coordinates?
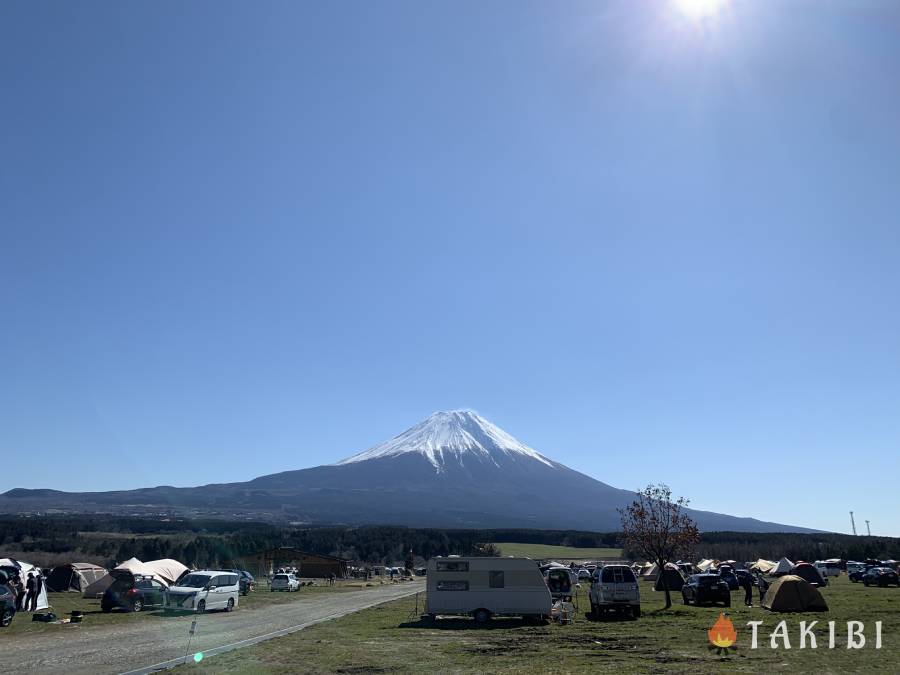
[862,567,900,587]
[1,582,16,627]
[102,574,167,613]
[682,574,731,607]
[814,560,841,578]
[589,564,641,618]
[271,573,301,592]
[164,571,241,612]
[716,566,739,591]
[577,569,592,581]
[227,569,255,596]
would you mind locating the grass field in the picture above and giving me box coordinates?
[0,578,378,637]
[491,542,622,560]
[181,575,899,674]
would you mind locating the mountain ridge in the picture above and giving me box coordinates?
[0,410,820,533]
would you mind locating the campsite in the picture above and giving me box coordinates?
[185,570,899,674]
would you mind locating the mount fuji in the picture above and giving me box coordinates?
[0,410,815,532]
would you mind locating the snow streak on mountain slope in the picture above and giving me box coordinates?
[337,410,556,471]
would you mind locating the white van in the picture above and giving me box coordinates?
[426,557,551,623]
[814,560,841,578]
[164,571,240,613]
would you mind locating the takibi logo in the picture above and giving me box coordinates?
[708,613,738,654]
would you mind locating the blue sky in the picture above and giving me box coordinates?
[2,0,899,535]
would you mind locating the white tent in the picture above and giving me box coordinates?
[111,557,188,586]
[770,557,794,576]
[0,558,49,611]
[749,559,776,574]
[697,559,718,572]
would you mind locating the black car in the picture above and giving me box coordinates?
[227,569,255,596]
[102,575,167,612]
[682,574,731,606]
[862,567,900,587]
[0,582,16,628]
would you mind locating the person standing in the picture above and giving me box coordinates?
[740,572,753,606]
[25,572,36,612]
[755,571,769,605]
[34,569,44,610]
[13,574,25,611]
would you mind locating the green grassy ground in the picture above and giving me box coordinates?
[491,542,622,560]
[182,575,899,674]
[0,579,378,637]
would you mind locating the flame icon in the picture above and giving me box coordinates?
[707,613,737,649]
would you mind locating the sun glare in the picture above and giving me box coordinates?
[675,0,725,19]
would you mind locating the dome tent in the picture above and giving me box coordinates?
[46,562,109,592]
[763,575,828,612]
[654,563,685,591]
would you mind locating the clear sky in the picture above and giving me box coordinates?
[2,0,899,535]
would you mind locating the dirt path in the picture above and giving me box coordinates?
[0,581,424,674]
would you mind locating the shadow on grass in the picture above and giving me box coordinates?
[399,617,546,630]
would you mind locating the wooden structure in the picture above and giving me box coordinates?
[238,547,349,579]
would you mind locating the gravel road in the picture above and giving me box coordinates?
[1,581,424,675]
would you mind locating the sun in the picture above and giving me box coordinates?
[674,0,726,18]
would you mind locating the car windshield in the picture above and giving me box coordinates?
[177,574,211,588]
[274,574,289,580]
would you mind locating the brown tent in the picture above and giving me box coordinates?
[763,575,828,612]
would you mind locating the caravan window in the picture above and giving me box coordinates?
[489,571,504,588]
[436,561,469,572]
[436,580,469,591]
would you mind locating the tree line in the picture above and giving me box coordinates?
[1,515,896,569]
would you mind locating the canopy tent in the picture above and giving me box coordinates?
[0,558,49,611]
[770,557,795,576]
[46,563,109,593]
[749,559,776,574]
[654,564,686,591]
[697,559,719,572]
[110,557,188,586]
[763,575,828,612]
[82,573,116,598]
[640,563,659,580]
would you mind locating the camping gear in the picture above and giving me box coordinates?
[110,558,189,586]
[31,612,57,622]
[769,557,795,576]
[763,575,828,612]
[82,573,116,598]
[653,564,685,591]
[70,610,83,624]
[46,563,109,593]
[790,562,827,587]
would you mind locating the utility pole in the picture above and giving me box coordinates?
[850,511,857,536]
[865,520,871,537]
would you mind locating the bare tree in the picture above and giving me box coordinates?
[619,483,700,609]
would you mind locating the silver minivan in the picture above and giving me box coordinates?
[589,564,641,618]
[164,571,240,613]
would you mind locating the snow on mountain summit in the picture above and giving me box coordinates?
[337,410,556,471]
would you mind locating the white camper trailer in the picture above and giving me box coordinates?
[425,557,551,623]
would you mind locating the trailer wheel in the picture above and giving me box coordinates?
[473,608,491,624]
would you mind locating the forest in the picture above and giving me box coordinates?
[1,515,897,569]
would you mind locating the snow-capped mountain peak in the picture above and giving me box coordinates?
[337,409,556,471]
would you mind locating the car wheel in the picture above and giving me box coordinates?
[863,580,869,586]
[682,593,689,605]
[197,600,206,614]
[101,605,111,613]
[131,599,144,613]
[1,608,14,627]
[226,598,235,612]
[473,608,491,624]
[632,606,641,619]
